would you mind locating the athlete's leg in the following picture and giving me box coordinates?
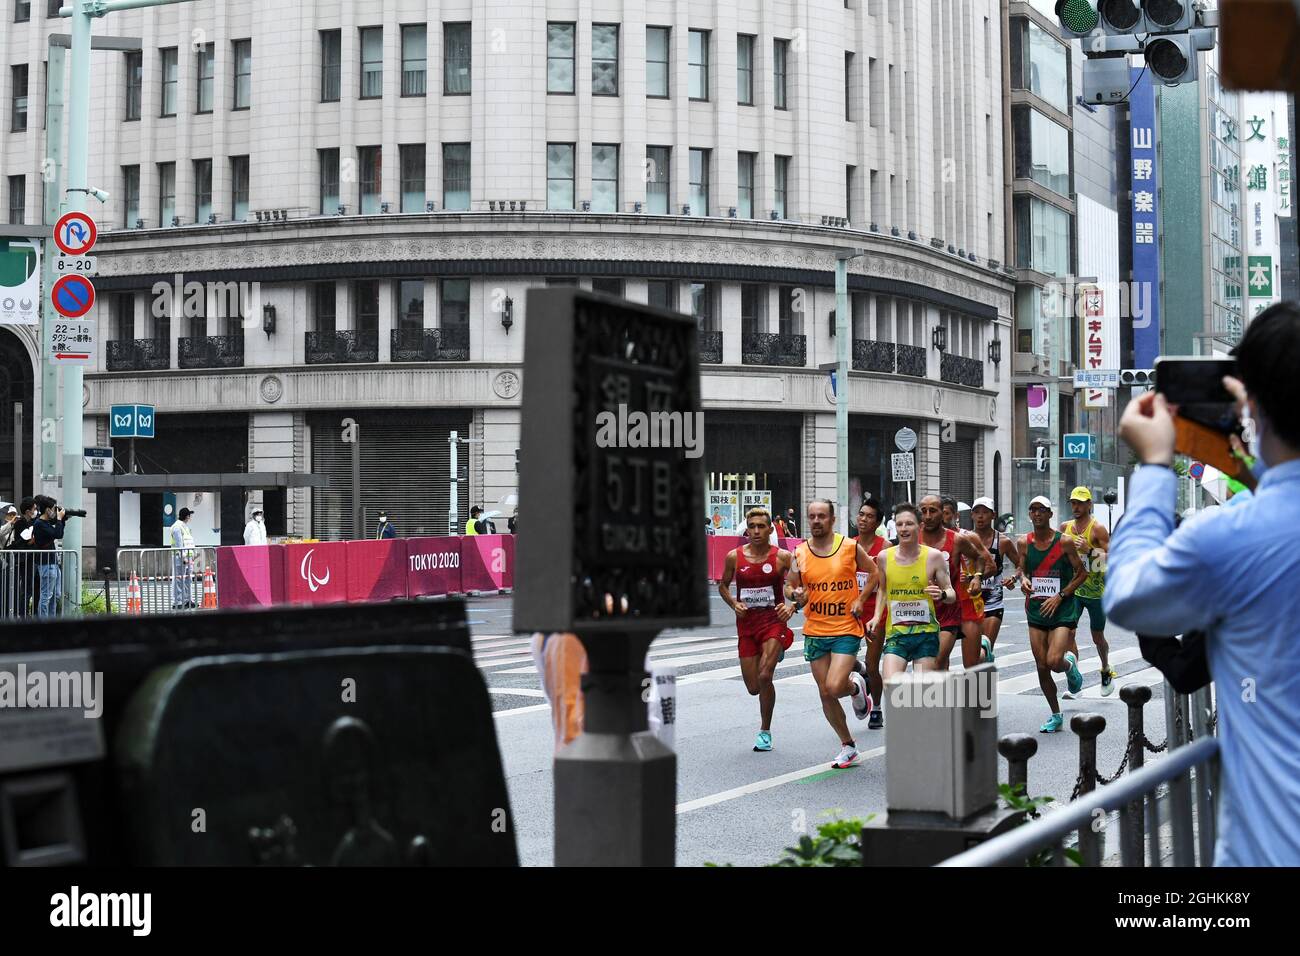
[880,651,909,682]
[960,619,984,668]
[913,655,939,674]
[865,632,885,705]
[1029,626,1061,715]
[935,628,959,670]
[810,653,855,743]
[1085,601,1111,672]
[1045,625,1075,672]
[981,610,1003,647]
[755,637,782,731]
[739,654,760,696]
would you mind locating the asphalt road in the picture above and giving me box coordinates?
[465,589,1174,867]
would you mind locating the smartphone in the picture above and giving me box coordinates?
[1154,357,1240,435]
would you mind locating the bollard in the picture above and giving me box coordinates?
[1119,684,1152,866]
[100,567,114,615]
[1071,713,1107,867]
[998,734,1038,800]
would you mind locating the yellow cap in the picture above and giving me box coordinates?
[1069,486,1092,502]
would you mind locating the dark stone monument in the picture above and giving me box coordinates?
[0,601,516,866]
[515,289,709,867]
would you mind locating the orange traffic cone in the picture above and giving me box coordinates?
[202,566,218,609]
[126,573,142,614]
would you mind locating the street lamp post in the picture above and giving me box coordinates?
[834,249,864,535]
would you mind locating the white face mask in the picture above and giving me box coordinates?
[255,515,263,523]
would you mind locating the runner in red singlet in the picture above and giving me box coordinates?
[718,507,796,752]
[851,498,889,729]
[921,494,995,670]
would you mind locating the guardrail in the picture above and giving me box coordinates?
[116,546,218,613]
[0,548,82,619]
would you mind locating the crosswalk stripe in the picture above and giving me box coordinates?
[485,687,548,698]
[1076,665,1165,699]
[677,745,887,813]
[994,646,1144,695]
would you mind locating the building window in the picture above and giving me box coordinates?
[123,165,139,227]
[321,30,341,102]
[592,23,619,95]
[7,176,24,224]
[846,164,855,223]
[112,293,134,342]
[441,278,470,330]
[354,280,379,332]
[689,148,709,216]
[358,146,381,214]
[1012,106,1070,197]
[15,1,30,22]
[196,44,214,113]
[9,64,27,131]
[738,152,755,219]
[444,22,471,94]
[359,27,382,99]
[124,51,142,120]
[774,155,789,218]
[158,162,175,225]
[646,145,670,214]
[845,52,855,121]
[592,278,623,297]
[1012,19,1069,115]
[547,22,575,94]
[647,280,675,310]
[592,143,619,213]
[194,158,212,223]
[547,143,575,210]
[690,282,716,331]
[159,47,178,116]
[315,283,336,333]
[688,30,709,100]
[774,39,789,110]
[1014,194,1072,277]
[741,284,765,334]
[737,34,754,105]
[401,24,426,96]
[400,144,425,212]
[779,286,802,335]
[647,26,670,97]
[232,39,251,109]
[397,279,424,331]
[319,148,339,214]
[442,143,470,211]
[231,155,249,220]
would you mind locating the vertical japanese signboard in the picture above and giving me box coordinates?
[1130,66,1161,369]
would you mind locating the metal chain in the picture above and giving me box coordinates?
[1095,727,1135,785]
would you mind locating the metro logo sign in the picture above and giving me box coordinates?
[108,404,156,439]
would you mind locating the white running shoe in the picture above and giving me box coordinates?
[849,671,872,720]
[832,744,860,769]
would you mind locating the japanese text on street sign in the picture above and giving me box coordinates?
[50,318,95,365]
[1073,369,1119,389]
[891,452,915,483]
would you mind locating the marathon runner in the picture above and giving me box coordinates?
[971,496,1021,655]
[1059,486,1115,697]
[942,496,996,669]
[920,494,995,670]
[718,507,797,752]
[851,498,889,729]
[867,503,956,682]
[785,499,881,769]
[1019,495,1088,733]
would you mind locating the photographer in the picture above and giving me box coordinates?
[31,495,67,617]
[1106,301,1300,867]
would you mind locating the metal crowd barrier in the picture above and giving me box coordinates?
[116,546,219,613]
[942,682,1219,867]
[0,547,83,620]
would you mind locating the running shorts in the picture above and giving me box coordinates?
[883,631,940,663]
[1027,595,1081,630]
[737,614,796,658]
[804,635,862,662]
[1075,595,1107,632]
[983,606,1005,621]
[961,591,984,623]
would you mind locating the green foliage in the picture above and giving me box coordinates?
[79,587,107,615]
[770,811,872,868]
[999,783,1084,867]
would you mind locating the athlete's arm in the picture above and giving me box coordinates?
[867,550,888,637]
[783,553,806,610]
[927,549,956,604]
[718,550,744,613]
[961,529,997,576]
[776,550,795,622]
[1000,533,1022,587]
[854,544,881,597]
[1092,520,1110,554]
[1060,535,1088,598]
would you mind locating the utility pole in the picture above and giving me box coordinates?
[55,0,194,581]
[834,249,864,535]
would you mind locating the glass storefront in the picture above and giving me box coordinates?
[1015,194,1072,277]
[704,411,803,521]
[849,416,926,513]
[1013,106,1071,197]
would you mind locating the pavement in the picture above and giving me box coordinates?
[465,589,1173,867]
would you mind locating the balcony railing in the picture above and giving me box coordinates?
[852,339,895,373]
[106,338,170,372]
[305,329,379,364]
[698,330,723,364]
[941,352,985,388]
[896,343,927,378]
[741,332,806,368]
[178,334,244,370]
[389,326,470,362]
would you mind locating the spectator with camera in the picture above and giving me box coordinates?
[31,495,68,617]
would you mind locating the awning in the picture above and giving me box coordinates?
[84,472,330,491]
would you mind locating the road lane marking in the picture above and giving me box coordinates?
[676,746,887,813]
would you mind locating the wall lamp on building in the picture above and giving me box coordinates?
[336,204,347,216]
[728,206,737,217]
[581,200,591,211]
[262,304,276,339]
[380,202,391,213]
[828,309,837,337]
[682,204,691,215]
[134,218,144,229]
[988,337,1001,364]
[932,325,948,352]
[425,200,436,212]
[500,297,514,334]
[633,201,643,213]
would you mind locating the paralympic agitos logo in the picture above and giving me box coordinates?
[299,548,331,592]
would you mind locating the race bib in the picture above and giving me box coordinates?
[890,599,930,625]
[1031,576,1060,600]
[740,587,775,608]
[856,571,871,592]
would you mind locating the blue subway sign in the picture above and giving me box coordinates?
[1062,433,1095,460]
[110,404,156,439]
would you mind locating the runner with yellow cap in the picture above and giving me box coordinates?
[1059,486,1115,697]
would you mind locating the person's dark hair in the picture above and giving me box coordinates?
[941,495,958,513]
[859,497,884,522]
[808,498,835,516]
[19,496,35,513]
[34,495,55,512]
[1234,301,1300,449]
[470,506,482,517]
[894,502,920,521]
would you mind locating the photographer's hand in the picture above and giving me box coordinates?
[1118,390,1176,467]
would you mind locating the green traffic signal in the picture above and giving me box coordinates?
[1056,0,1100,34]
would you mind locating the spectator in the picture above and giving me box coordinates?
[31,496,66,617]
[507,512,518,535]
[1106,301,1300,866]
[8,498,38,617]
[243,508,268,546]
[169,507,197,610]
[376,511,396,539]
[783,508,799,538]
[465,506,483,536]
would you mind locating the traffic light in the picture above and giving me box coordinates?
[1099,0,1143,33]
[1055,0,1100,39]
[1145,33,1196,85]
[1120,368,1155,387]
[1141,0,1195,34]
[1035,445,1049,473]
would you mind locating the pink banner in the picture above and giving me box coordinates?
[283,541,350,605]
[404,536,463,597]
[346,538,409,602]
[459,534,514,592]
[216,544,286,607]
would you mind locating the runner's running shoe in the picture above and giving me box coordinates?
[1100,667,1116,697]
[753,730,773,752]
[832,744,860,769]
[849,671,872,720]
[868,708,884,730]
[1065,652,1083,696]
[981,636,995,664]
[1039,713,1064,733]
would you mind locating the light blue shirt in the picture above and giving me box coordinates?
[1105,460,1300,866]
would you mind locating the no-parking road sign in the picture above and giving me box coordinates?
[53,211,97,256]
[51,273,95,318]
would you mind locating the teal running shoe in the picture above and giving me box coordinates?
[753,730,773,752]
[1040,713,1064,733]
[1065,652,1083,695]
[981,636,995,664]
